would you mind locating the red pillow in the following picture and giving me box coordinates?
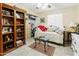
[38,25,48,32]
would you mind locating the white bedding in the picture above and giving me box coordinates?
[35,31,63,44]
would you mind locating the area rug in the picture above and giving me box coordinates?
[29,42,55,56]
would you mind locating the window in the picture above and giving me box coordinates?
[47,14,63,28]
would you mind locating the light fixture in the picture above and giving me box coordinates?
[36,3,52,9]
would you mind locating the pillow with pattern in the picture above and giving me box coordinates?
[52,25,59,32]
[55,27,64,35]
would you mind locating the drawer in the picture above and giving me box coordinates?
[71,47,79,56]
[72,44,79,56]
[72,40,79,46]
[73,51,79,56]
[72,45,79,56]
[72,40,76,47]
[71,34,78,40]
[74,45,79,53]
[72,34,79,41]
[71,44,75,50]
[73,48,79,56]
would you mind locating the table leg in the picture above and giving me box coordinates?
[44,41,46,52]
[47,42,50,47]
[34,39,37,48]
[39,40,41,44]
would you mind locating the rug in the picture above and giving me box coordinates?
[29,42,55,56]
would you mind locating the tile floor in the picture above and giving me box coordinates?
[5,38,73,56]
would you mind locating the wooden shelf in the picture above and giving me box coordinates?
[2,32,13,35]
[2,25,14,27]
[3,40,13,44]
[3,48,15,55]
[16,36,24,40]
[2,3,14,10]
[16,31,24,34]
[16,18,24,20]
[2,15,14,18]
[16,31,24,33]
[16,24,24,26]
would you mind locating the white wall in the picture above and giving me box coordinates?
[37,6,79,28]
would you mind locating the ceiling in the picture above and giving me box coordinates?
[14,3,79,14]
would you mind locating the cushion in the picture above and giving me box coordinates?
[52,25,59,32]
[38,25,48,32]
[55,27,64,35]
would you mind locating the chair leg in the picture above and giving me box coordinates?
[47,42,49,47]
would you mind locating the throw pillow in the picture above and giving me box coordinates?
[38,25,48,32]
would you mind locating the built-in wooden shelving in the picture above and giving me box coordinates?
[0,3,26,55]
[2,15,14,18]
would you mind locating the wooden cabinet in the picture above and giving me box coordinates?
[63,31,76,46]
[0,3,26,55]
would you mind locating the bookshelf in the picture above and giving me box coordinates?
[0,3,26,55]
[14,6,26,48]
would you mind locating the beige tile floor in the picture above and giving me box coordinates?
[5,38,73,56]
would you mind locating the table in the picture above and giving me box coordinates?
[34,37,48,52]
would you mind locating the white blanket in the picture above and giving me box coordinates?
[35,31,63,44]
